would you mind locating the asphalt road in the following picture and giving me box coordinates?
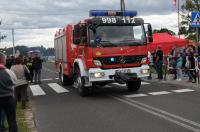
[30,62,200,132]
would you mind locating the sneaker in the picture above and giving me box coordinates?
[192,80,196,83]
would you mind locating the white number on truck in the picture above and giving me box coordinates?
[102,17,117,23]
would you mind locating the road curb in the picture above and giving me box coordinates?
[25,102,38,132]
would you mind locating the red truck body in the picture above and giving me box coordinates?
[54,10,153,96]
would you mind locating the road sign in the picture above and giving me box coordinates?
[191,12,200,27]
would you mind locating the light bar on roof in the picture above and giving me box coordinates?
[89,10,137,17]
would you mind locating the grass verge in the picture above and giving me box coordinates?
[4,103,32,132]
[16,103,31,132]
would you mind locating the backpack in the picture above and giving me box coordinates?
[23,65,31,81]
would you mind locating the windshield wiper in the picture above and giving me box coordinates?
[97,40,118,47]
[127,42,146,46]
[119,39,136,43]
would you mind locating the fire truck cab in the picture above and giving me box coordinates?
[54,10,153,96]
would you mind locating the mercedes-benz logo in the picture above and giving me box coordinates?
[119,56,126,64]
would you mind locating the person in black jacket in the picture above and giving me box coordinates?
[155,46,164,80]
[32,56,43,84]
[0,52,18,132]
[188,48,196,83]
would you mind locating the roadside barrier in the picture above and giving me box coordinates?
[165,56,200,86]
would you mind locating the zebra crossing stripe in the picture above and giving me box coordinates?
[30,85,46,96]
[112,83,126,87]
[41,78,53,81]
[124,94,148,98]
[112,82,150,87]
[104,85,112,88]
[141,82,150,85]
[172,89,195,93]
[48,83,69,93]
[149,91,171,96]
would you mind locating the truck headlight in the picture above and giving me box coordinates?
[141,57,147,63]
[141,69,149,74]
[93,60,102,66]
[90,72,105,78]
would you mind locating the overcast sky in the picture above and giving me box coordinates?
[0,0,180,48]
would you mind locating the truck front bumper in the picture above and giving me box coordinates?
[88,65,149,82]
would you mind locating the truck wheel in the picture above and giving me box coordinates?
[62,74,73,86]
[126,80,141,92]
[73,67,89,97]
[60,68,73,86]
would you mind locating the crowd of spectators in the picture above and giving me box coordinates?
[0,53,43,132]
[150,43,200,83]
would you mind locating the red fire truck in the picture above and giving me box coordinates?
[54,10,153,96]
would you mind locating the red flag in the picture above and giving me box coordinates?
[173,0,176,6]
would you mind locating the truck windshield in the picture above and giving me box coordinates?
[90,25,146,47]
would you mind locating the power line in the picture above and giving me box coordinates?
[0,27,60,30]
[0,10,87,16]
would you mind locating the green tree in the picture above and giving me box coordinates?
[180,0,200,40]
[153,28,176,35]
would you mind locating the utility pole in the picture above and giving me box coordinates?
[12,28,15,56]
[0,19,1,43]
[120,0,126,12]
[178,0,180,38]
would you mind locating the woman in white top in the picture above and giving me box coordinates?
[11,56,30,109]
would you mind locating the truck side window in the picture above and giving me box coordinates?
[73,25,81,44]
[80,26,87,44]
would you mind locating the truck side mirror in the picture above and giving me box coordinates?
[73,25,81,45]
[148,24,153,43]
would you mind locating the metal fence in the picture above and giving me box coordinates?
[165,56,200,85]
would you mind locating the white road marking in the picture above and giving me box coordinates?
[112,83,126,87]
[112,82,150,87]
[112,95,200,132]
[30,85,46,96]
[48,83,69,93]
[172,89,195,93]
[141,82,150,85]
[124,94,148,98]
[149,91,171,96]
[41,78,53,81]
[104,85,112,88]
[55,78,59,80]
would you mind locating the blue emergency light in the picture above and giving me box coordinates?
[89,10,137,17]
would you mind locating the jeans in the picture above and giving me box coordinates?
[190,70,196,82]
[177,67,182,80]
[34,69,41,83]
[0,96,18,132]
[15,84,28,109]
[0,110,5,129]
[156,60,163,80]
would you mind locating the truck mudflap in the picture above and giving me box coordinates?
[114,72,140,84]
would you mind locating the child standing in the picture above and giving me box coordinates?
[177,53,183,81]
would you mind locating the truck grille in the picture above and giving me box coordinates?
[95,55,145,65]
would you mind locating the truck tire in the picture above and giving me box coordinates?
[59,68,73,86]
[126,79,141,92]
[73,67,89,97]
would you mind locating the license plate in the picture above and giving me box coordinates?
[116,69,131,73]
